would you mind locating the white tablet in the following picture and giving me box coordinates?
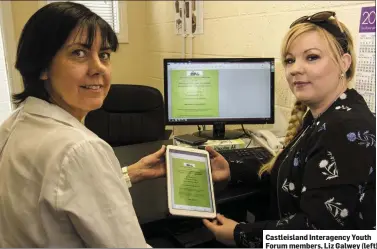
[166,145,216,219]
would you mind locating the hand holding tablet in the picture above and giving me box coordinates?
[202,214,238,245]
[166,145,217,219]
[204,146,230,182]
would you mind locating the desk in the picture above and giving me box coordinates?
[113,140,266,247]
[113,139,173,224]
[113,139,262,223]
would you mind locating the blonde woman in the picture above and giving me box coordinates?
[203,11,375,247]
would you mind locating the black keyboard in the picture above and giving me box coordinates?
[219,147,273,186]
[219,147,272,164]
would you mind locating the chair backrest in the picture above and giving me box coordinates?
[85,84,165,146]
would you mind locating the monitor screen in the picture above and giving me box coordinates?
[164,58,275,139]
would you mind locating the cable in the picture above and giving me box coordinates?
[241,124,251,137]
[249,132,276,156]
[241,124,253,148]
[245,138,253,148]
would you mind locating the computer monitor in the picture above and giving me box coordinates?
[164,58,275,140]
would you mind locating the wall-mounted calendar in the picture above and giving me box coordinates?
[355,6,376,113]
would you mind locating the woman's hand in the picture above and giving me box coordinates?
[203,214,238,244]
[206,146,230,182]
[127,145,166,184]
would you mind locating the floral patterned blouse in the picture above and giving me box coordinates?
[233,89,376,248]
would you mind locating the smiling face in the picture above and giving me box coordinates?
[41,26,112,120]
[284,30,344,108]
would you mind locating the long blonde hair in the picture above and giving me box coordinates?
[258,17,356,177]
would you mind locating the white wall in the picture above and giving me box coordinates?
[145,1,374,135]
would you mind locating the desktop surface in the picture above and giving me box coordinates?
[113,139,173,224]
[113,139,264,224]
[112,139,269,247]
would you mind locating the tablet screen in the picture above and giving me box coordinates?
[168,148,214,213]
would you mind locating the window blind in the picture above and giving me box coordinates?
[0,21,12,123]
[47,1,120,33]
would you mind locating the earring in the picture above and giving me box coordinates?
[40,71,48,80]
[340,73,345,79]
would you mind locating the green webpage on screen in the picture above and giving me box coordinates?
[171,70,219,118]
[165,61,272,122]
[168,148,214,212]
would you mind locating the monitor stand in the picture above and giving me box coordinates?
[193,123,244,140]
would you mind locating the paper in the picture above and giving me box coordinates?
[174,137,247,150]
[355,6,376,113]
[174,0,203,35]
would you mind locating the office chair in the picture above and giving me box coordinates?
[85,84,166,147]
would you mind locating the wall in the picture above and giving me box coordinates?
[145,1,374,136]
[111,1,147,85]
[8,1,375,136]
[0,1,19,122]
[10,1,147,88]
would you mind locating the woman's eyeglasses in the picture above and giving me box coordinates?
[290,11,336,28]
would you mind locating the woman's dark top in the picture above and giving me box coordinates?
[232,89,376,247]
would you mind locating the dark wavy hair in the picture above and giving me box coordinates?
[13,2,119,106]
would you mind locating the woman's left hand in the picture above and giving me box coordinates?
[203,214,238,243]
[127,145,166,184]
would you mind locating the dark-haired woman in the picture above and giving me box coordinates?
[0,2,230,247]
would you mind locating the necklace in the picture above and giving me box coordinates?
[276,124,310,218]
[276,88,347,218]
[312,88,347,121]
